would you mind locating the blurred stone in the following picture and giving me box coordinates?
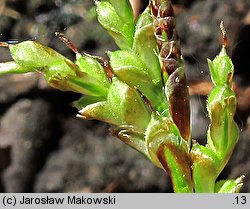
[12,18,50,44]
[35,118,170,192]
[0,98,54,192]
[190,95,209,144]
[0,15,14,41]
[0,73,40,104]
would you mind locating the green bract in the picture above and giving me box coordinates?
[78,77,151,132]
[95,0,135,50]
[207,46,234,86]
[0,0,243,193]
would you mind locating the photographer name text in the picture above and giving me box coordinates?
[2,195,116,206]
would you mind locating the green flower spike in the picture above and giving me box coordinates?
[0,39,109,97]
[190,21,243,193]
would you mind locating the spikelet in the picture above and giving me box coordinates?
[150,0,190,142]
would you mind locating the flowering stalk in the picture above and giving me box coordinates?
[0,0,244,192]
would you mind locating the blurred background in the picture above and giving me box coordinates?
[0,0,250,192]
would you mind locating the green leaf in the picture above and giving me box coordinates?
[44,60,108,96]
[73,95,106,110]
[106,0,134,25]
[78,77,150,132]
[135,7,152,31]
[9,41,70,70]
[145,114,193,192]
[76,54,110,90]
[95,1,135,50]
[191,142,219,193]
[133,24,161,85]
[108,50,146,71]
[108,50,167,112]
[159,142,193,192]
[145,114,187,166]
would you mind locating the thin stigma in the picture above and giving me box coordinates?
[220,21,228,47]
[55,32,79,54]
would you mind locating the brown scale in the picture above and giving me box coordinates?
[159,41,181,75]
[150,0,182,76]
[160,41,181,59]
[154,17,176,42]
[150,0,174,18]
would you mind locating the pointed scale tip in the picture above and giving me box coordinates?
[76,114,87,119]
[220,21,228,47]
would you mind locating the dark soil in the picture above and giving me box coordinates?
[0,0,250,192]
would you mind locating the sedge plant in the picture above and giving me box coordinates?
[0,0,244,193]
